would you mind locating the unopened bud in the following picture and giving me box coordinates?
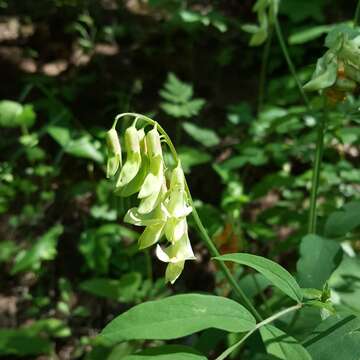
[106,128,122,178]
[146,127,162,158]
[125,126,140,154]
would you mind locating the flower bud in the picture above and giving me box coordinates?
[166,165,192,219]
[106,128,122,178]
[116,126,142,188]
[146,126,162,158]
[137,127,166,214]
[125,126,140,153]
[116,129,149,197]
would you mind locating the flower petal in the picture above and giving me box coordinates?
[164,217,188,243]
[165,261,185,284]
[156,244,170,262]
[138,223,165,249]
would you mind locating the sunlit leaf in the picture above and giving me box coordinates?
[215,253,302,302]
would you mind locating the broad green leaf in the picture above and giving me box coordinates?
[11,224,63,274]
[215,253,302,302]
[123,345,207,360]
[304,313,360,359]
[182,122,220,147]
[0,100,36,128]
[100,294,256,344]
[260,325,311,360]
[289,25,332,45]
[80,273,142,302]
[297,234,342,289]
[324,201,360,238]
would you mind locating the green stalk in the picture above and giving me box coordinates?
[354,0,360,27]
[273,17,310,108]
[258,28,273,115]
[189,206,262,321]
[215,303,303,360]
[114,113,262,321]
[308,105,326,234]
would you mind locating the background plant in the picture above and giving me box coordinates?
[0,0,360,359]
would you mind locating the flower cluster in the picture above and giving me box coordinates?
[106,121,195,283]
[304,25,360,102]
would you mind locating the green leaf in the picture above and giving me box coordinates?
[99,294,256,344]
[159,73,205,118]
[214,253,302,302]
[329,255,360,313]
[11,224,63,274]
[48,125,103,163]
[79,228,112,275]
[66,136,103,163]
[80,273,142,302]
[260,325,311,360]
[161,99,205,118]
[289,25,332,45]
[0,240,18,263]
[182,122,220,147]
[178,146,211,173]
[0,329,52,356]
[303,50,338,92]
[297,234,342,289]
[123,345,207,360]
[160,73,193,103]
[325,201,360,238]
[304,313,360,359]
[0,100,36,128]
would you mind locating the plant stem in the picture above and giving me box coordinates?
[114,113,262,321]
[308,105,326,234]
[273,17,310,108]
[258,28,273,115]
[354,0,360,27]
[215,303,303,360]
[190,206,262,321]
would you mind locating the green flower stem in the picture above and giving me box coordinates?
[258,27,273,114]
[114,113,262,321]
[215,303,303,360]
[273,17,310,108]
[354,0,360,27]
[189,206,262,321]
[308,105,326,234]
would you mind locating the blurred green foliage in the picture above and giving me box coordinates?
[0,0,360,358]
